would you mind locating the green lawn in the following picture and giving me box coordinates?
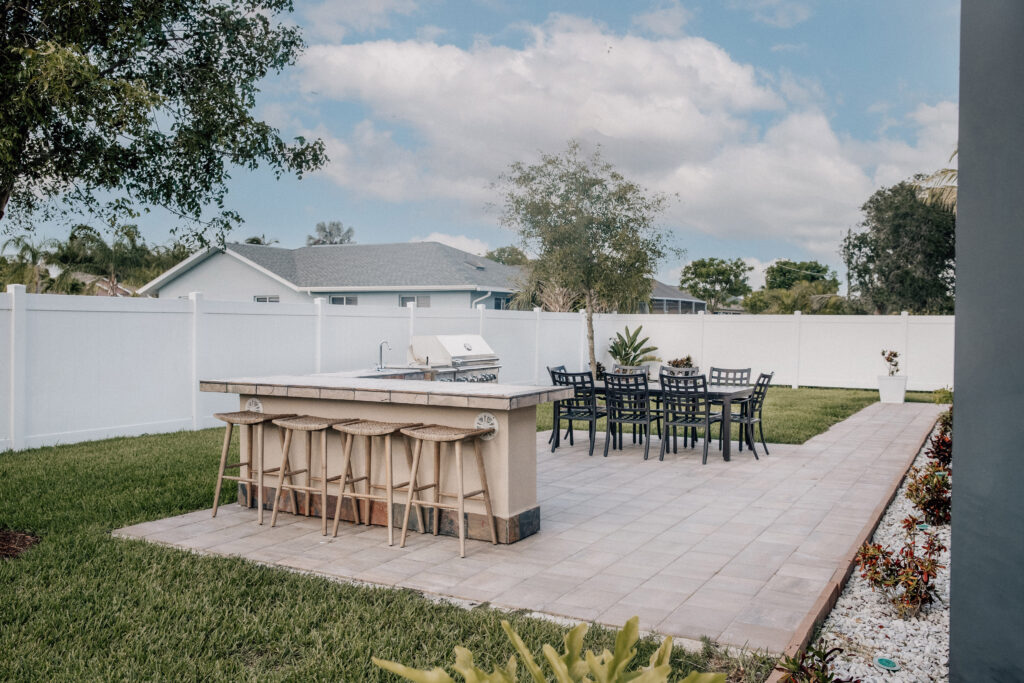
[537,386,937,445]
[0,429,775,681]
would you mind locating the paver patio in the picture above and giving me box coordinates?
[114,401,942,653]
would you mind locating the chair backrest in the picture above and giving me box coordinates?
[603,372,650,420]
[547,365,567,385]
[709,367,751,386]
[749,372,774,412]
[659,372,713,421]
[612,363,648,378]
[551,369,599,411]
[660,365,700,377]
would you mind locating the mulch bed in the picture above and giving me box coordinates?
[0,529,39,559]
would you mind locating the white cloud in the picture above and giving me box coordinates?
[732,0,815,28]
[412,232,489,255]
[771,42,806,53]
[631,1,692,37]
[742,257,776,290]
[295,16,957,260]
[303,0,418,41]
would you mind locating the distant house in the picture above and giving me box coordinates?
[137,242,521,309]
[646,280,706,314]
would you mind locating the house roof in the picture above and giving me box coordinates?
[139,242,523,295]
[650,279,703,303]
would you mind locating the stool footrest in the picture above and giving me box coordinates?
[220,474,255,484]
[279,483,322,494]
[336,490,385,502]
[225,461,250,469]
[285,468,309,476]
[263,466,282,474]
[413,482,437,493]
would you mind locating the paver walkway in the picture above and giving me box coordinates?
[115,401,941,653]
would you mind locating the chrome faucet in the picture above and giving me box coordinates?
[377,340,392,371]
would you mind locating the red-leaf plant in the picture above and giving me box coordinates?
[855,515,947,618]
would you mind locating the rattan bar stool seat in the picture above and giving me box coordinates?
[399,424,497,558]
[212,411,296,525]
[271,416,358,534]
[329,420,425,545]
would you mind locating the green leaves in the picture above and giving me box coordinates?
[678,258,751,314]
[373,616,722,683]
[608,325,660,366]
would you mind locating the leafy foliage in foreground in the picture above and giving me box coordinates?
[855,516,946,618]
[777,644,860,683]
[375,617,726,683]
[608,325,660,367]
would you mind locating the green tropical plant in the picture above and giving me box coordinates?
[373,617,725,683]
[777,644,860,682]
[1,235,50,292]
[608,326,660,367]
[905,461,952,525]
[855,515,946,617]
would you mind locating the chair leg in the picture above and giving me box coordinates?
[362,435,373,525]
[271,428,294,527]
[332,432,356,537]
[702,425,710,465]
[455,440,466,558]
[643,424,651,460]
[212,422,233,517]
[747,423,759,460]
[658,424,667,461]
[568,421,574,445]
[402,435,426,534]
[759,420,769,455]
[432,442,441,535]
[320,430,329,535]
[474,439,497,545]
[400,438,422,548]
[603,422,612,458]
[385,434,394,546]
[256,423,266,525]
[304,431,313,516]
[588,420,596,456]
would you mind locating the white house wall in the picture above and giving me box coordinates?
[157,251,309,302]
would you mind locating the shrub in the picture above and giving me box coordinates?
[373,617,725,683]
[906,461,952,524]
[668,356,694,368]
[933,386,953,405]
[855,516,946,618]
[608,325,660,366]
[777,644,860,682]
[926,431,953,468]
[880,349,900,376]
[937,406,953,437]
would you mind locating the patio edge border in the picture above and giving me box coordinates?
[765,415,939,682]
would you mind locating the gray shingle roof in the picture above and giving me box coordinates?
[651,279,703,303]
[228,242,522,291]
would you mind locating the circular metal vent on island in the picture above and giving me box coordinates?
[245,398,263,413]
[474,412,498,440]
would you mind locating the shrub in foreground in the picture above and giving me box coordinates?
[855,516,947,618]
[777,644,861,682]
[906,461,952,525]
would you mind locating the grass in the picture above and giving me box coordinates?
[537,386,939,445]
[0,429,776,682]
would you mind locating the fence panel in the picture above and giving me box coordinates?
[481,309,537,384]
[320,305,412,372]
[0,293,11,450]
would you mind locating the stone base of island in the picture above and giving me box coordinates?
[200,373,572,544]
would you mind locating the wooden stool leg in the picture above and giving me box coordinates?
[255,423,265,525]
[304,431,313,517]
[455,440,466,558]
[346,440,360,525]
[400,438,422,548]
[332,431,356,537]
[271,428,294,527]
[401,435,426,534]
[362,435,372,525]
[432,441,441,535]
[385,434,394,546]
[320,429,329,535]
[474,438,497,545]
[212,422,233,517]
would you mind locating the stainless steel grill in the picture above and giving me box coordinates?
[407,334,501,382]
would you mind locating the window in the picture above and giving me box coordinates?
[330,295,358,306]
[494,296,513,310]
[253,295,280,303]
[399,295,431,308]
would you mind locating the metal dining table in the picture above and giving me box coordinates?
[590,380,755,461]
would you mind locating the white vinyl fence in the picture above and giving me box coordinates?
[1,284,954,451]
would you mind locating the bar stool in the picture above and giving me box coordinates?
[270,415,355,535]
[399,424,497,558]
[212,410,295,524]
[330,420,425,546]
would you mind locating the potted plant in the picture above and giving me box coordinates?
[878,349,907,403]
[608,325,660,375]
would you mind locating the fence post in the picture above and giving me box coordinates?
[578,309,588,372]
[697,310,706,369]
[533,307,542,385]
[477,303,486,336]
[792,310,802,389]
[8,285,26,452]
[407,301,416,337]
[901,311,910,386]
[189,292,202,430]
[314,297,325,373]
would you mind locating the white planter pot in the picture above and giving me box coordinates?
[878,375,908,404]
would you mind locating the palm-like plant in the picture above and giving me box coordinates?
[1,235,50,292]
[306,220,355,246]
[916,147,958,213]
[73,225,148,295]
[608,325,660,366]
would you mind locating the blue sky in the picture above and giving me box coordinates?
[47,0,964,288]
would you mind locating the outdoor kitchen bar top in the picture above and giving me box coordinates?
[200,372,573,544]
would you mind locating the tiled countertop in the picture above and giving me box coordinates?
[199,374,573,410]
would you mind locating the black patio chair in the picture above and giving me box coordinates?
[659,373,722,464]
[724,372,774,458]
[603,373,661,460]
[655,366,700,448]
[547,365,573,445]
[709,367,751,386]
[551,370,606,456]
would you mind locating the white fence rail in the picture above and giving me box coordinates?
[1,284,954,452]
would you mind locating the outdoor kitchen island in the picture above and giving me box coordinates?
[200,374,573,544]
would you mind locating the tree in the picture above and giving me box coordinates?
[71,225,149,294]
[679,258,752,313]
[485,245,529,266]
[915,147,958,213]
[841,180,955,314]
[307,221,355,246]
[744,280,851,314]
[0,0,326,244]
[244,235,278,246]
[1,235,49,292]
[764,260,838,291]
[496,141,672,378]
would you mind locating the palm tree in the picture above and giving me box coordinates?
[45,228,92,294]
[916,147,958,213]
[244,234,278,245]
[306,221,355,246]
[74,225,148,295]
[1,235,49,292]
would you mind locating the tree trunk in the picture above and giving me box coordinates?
[585,298,597,381]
